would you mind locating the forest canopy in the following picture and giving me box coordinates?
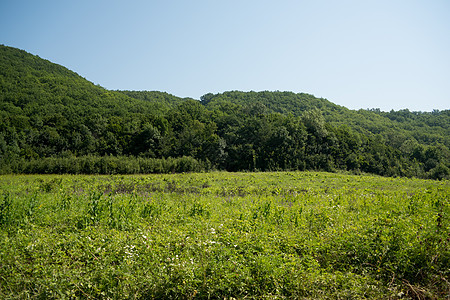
[1,45,449,179]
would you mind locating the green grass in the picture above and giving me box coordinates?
[0,172,449,299]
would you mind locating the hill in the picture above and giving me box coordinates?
[118,90,189,108]
[201,90,450,148]
[0,45,183,161]
[0,45,449,178]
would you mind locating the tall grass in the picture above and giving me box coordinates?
[0,172,448,299]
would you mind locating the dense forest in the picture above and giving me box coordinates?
[1,45,449,179]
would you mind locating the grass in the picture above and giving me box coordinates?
[0,171,449,299]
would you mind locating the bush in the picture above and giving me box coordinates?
[11,155,207,174]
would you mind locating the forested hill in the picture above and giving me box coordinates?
[201,91,450,149]
[200,91,344,115]
[1,45,449,178]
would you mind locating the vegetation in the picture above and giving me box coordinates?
[1,45,449,298]
[1,45,449,178]
[0,172,448,299]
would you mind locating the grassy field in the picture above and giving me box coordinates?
[0,172,448,299]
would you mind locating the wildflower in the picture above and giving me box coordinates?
[124,245,137,259]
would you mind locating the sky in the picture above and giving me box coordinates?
[1,0,449,112]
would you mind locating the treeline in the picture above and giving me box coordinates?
[5,156,205,175]
[2,98,448,179]
[0,45,449,178]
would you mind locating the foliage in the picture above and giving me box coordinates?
[1,45,449,179]
[0,172,448,299]
[10,155,206,174]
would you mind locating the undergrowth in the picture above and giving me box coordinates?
[0,172,448,299]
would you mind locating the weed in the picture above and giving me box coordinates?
[86,192,103,226]
[39,178,63,193]
[189,201,210,218]
[0,172,448,299]
[0,193,12,226]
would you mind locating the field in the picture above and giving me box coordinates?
[0,172,449,299]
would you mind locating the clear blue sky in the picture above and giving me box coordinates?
[1,0,449,111]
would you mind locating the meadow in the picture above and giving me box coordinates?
[0,172,448,299]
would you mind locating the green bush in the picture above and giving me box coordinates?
[11,155,206,174]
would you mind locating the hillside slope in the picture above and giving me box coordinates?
[118,90,188,108]
[201,91,450,148]
[0,45,184,159]
[0,45,178,120]
[0,45,449,178]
